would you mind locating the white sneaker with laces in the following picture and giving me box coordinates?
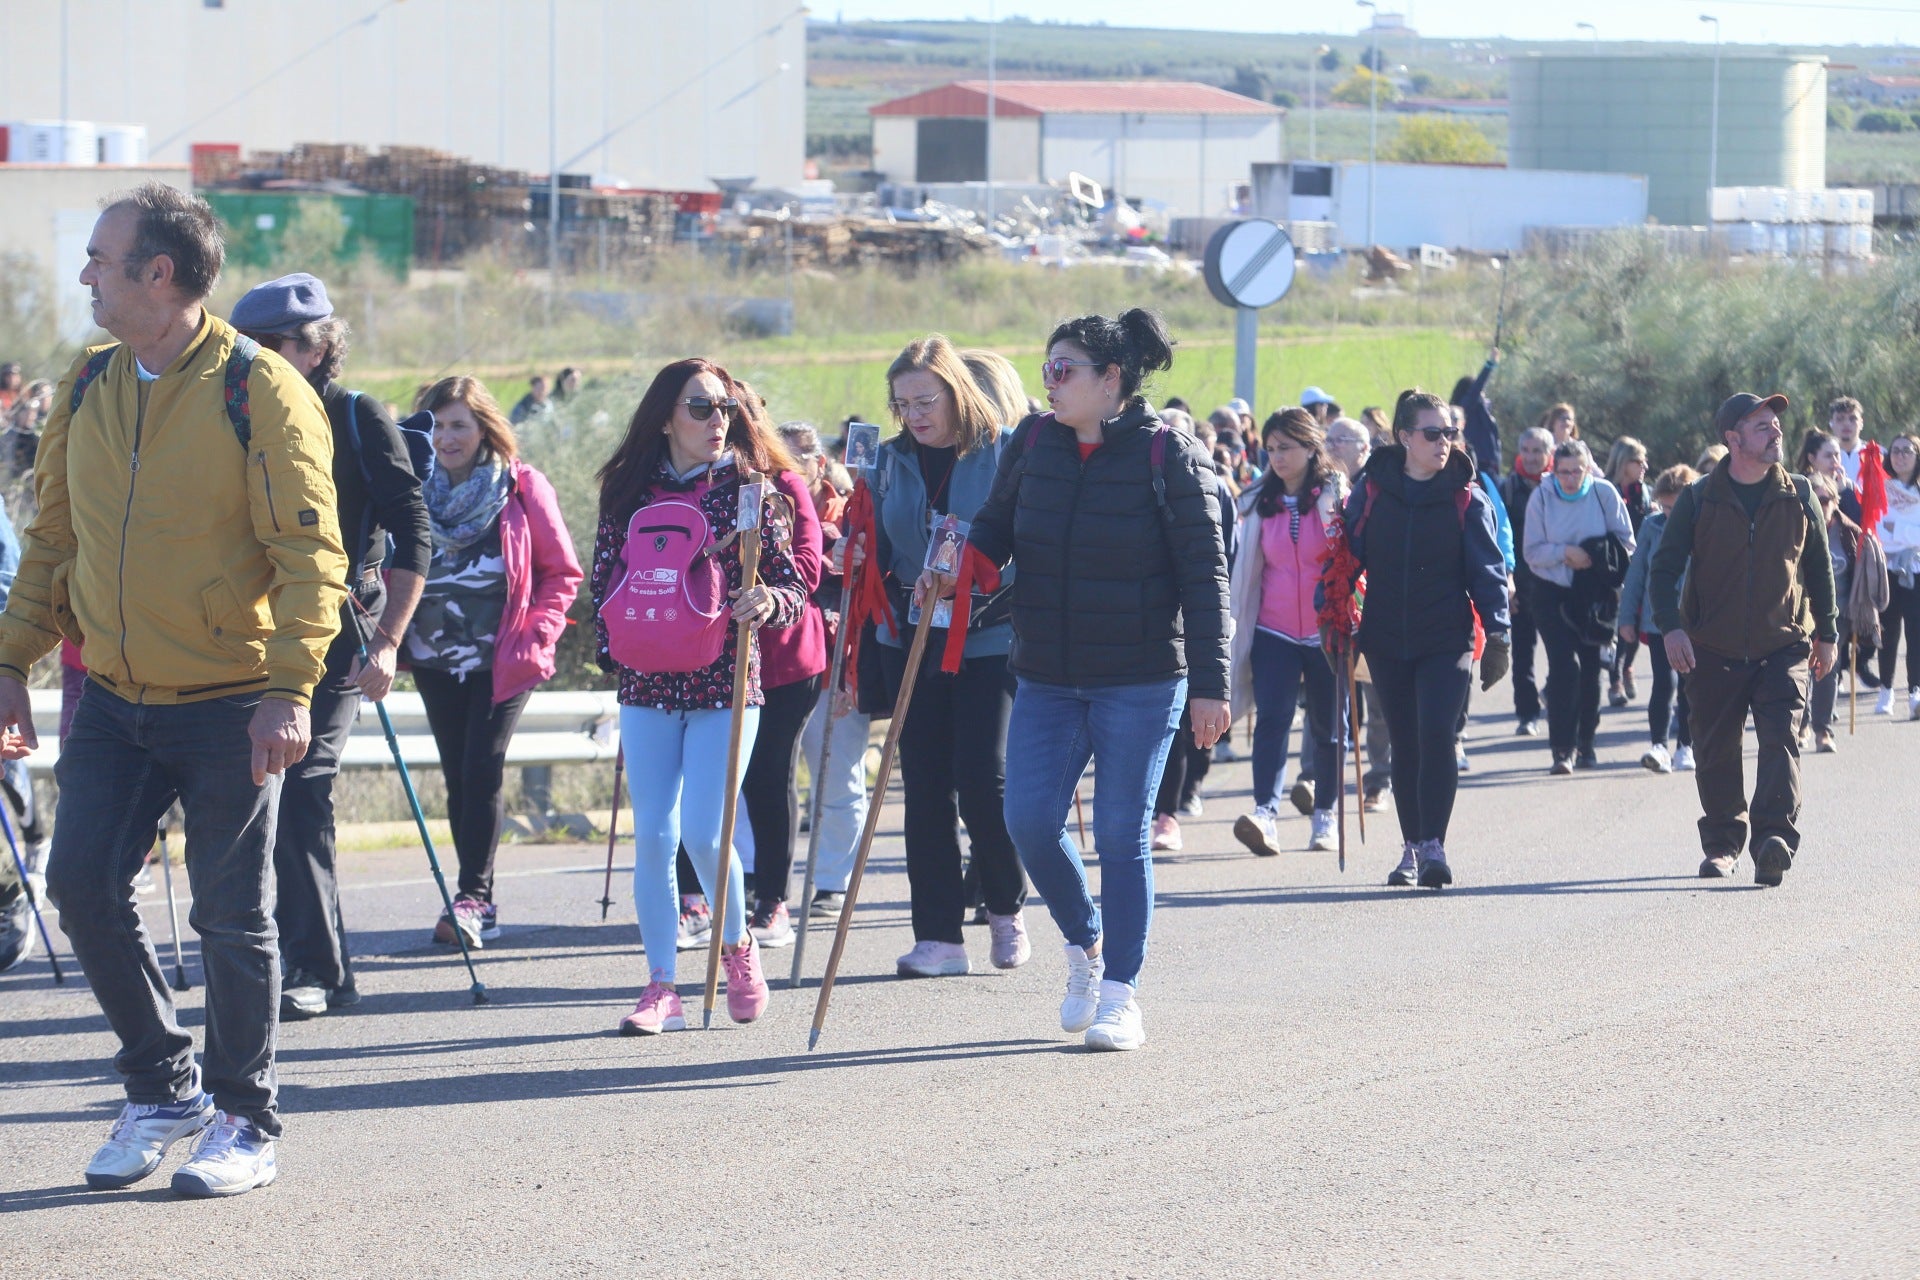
[1060,943,1105,1032]
[1641,743,1672,773]
[85,1093,216,1189]
[895,939,969,978]
[1877,687,1895,717]
[170,1111,277,1198]
[1084,980,1145,1052]
[1308,809,1336,851]
[1232,805,1280,857]
[1671,744,1695,771]
[987,911,1031,970]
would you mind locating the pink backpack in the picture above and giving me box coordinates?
[600,495,731,674]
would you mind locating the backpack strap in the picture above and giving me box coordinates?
[1350,478,1381,541]
[1148,425,1172,525]
[223,334,259,450]
[68,346,119,415]
[1455,485,1472,528]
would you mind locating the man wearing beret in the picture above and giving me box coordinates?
[0,184,345,1196]
[230,272,431,1025]
[1649,391,1837,887]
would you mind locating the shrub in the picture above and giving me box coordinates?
[1828,101,1855,130]
[1331,67,1400,106]
[1383,116,1498,165]
[1855,108,1913,133]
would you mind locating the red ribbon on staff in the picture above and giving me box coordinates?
[837,479,895,694]
[1860,440,1890,539]
[1316,516,1364,654]
[940,545,1003,674]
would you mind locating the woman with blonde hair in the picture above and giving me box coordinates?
[1540,402,1580,444]
[961,348,1029,427]
[404,376,583,947]
[1604,435,1651,706]
[866,334,1030,978]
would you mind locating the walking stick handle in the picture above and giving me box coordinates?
[809,585,943,1049]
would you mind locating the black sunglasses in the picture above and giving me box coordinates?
[678,396,739,422]
[1415,425,1462,443]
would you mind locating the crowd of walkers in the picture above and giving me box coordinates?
[0,183,1898,1199]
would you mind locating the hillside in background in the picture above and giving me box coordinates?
[806,18,1920,184]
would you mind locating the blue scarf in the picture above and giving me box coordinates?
[426,454,512,553]
[1552,474,1594,502]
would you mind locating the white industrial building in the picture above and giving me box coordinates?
[869,81,1284,218]
[0,0,806,191]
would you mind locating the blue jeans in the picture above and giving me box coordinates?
[1250,630,1344,811]
[1002,675,1186,988]
[45,683,284,1136]
[620,705,758,985]
[799,687,870,894]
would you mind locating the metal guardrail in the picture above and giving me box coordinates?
[22,688,621,775]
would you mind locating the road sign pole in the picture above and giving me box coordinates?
[1234,306,1258,409]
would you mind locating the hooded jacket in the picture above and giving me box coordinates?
[1344,445,1510,662]
[0,312,345,705]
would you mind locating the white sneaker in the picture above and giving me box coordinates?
[170,1112,277,1198]
[895,939,969,978]
[1232,805,1280,858]
[1671,744,1696,771]
[1641,743,1672,774]
[1083,980,1145,1052]
[1877,687,1895,716]
[987,911,1031,970]
[1060,943,1105,1032]
[1308,809,1337,851]
[1910,689,1920,721]
[84,1092,216,1189]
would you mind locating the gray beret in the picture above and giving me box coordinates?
[230,272,332,335]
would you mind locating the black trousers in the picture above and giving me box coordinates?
[411,665,531,903]
[1878,578,1920,691]
[1533,582,1604,757]
[1645,634,1692,747]
[880,645,1026,944]
[747,672,824,905]
[1510,587,1542,723]
[1153,709,1213,818]
[271,581,382,987]
[1366,648,1472,846]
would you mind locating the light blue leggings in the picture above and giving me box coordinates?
[621,704,760,984]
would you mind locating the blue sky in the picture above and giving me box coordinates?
[825,1,1920,47]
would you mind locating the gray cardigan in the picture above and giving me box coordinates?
[1523,477,1636,589]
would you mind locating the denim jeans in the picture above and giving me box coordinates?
[1002,675,1185,988]
[45,683,285,1137]
[798,687,870,894]
[1249,631,1344,811]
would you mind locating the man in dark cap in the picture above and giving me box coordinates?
[230,272,431,1020]
[1649,391,1837,887]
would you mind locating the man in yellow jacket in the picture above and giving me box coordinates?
[0,183,346,1198]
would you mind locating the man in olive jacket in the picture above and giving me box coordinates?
[1650,391,1836,888]
[0,184,346,1197]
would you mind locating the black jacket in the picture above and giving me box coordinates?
[320,382,433,581]
[968,400,1231,700]
[1345,445,1511,661]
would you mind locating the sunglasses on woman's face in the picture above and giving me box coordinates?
[1416,425,1462,443]
[678,396,738,421]
[1040,357,1098,386]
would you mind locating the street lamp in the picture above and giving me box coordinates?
[1357,0,1377,247]
[1575,21,1597,43]
[1700,14,1721,216]
[1310,43,1330,161]
[986,0,997,225]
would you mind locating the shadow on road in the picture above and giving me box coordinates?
[1155,874,1712,909]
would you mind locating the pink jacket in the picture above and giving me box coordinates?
[492,460,584,704]
[756,469,827,689]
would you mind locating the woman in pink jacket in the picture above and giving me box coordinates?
[1228,408,1349,858]
[404,376,583,949]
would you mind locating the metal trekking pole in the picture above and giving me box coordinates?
[809,591,942,1051]
[790,573,855,988]
[156,822,191,991]
[1347,645,1366,850]
[354,627,488,1005]
[598,747,625,920]
[1492,254,1510,351]
[0,802,63,984]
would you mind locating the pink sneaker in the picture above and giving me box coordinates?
[618,974,686,1036]
[1150,813,1182,852]
[987,911,1031,970]
[722,935,769,1024]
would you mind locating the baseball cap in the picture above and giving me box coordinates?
[1713,391,1789,438]
[1300,386,1333,408]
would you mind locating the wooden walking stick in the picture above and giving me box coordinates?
[808,583,944,1050]
[1849,641,1858,736]
[790,570,856,988]
[1335,656,1349,874]
[597,747,625,921]
[1347,644,1366,848]
[1073,788,1089,847]
[702,481,766,1030]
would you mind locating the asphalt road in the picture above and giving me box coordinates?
[4,684,1919,1278]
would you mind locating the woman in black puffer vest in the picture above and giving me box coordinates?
[956,309,1230,1053]
[1345,389,1511,890]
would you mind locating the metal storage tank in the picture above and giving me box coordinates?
[1509,53,1827,226]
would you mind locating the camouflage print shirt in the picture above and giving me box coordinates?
[405,520,507,675]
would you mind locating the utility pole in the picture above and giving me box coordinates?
[1357,1,1378,247]
[985,0,997,225]
[1700,13,1722,215]
[547,0,560,324]
[1310,44,1329,161]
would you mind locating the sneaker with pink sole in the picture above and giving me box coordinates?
[722,935,769,1023]
[619,974,686,1036]
[987,911,1031,970]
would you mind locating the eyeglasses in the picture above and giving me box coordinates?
[678,396,738,421]
[1040,358,1099,386]
[887,393,942,418]
[1415,425,1463,443]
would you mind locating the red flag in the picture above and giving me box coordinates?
[1316,517,1364,654]
[1860,440,1890,539]
[940,545,1003,674]
[837,479,894,694]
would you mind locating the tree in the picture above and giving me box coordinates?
[1383,115,1498,164]
[1331,66,1401,106]
[1359,45,1387,72]
[1828,101,1855,130]
[1318,47,1343,73]
[1273,90,1298,109]
[1857,108,1914,133]
[1228,65,1275,104]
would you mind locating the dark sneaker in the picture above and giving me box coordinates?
[1698,853,1738,878]
[328,977,360,1009]
[0,888,33,973]
[676,896,713,951]
[810,890,845,920]
[1416,840,1452,890]
[434,897,497,949]
[1515,719,1539,737]
[748,899,794,949]
[1387,844,1418,887]
[1753,836,1793,888]
[280,969,330,1021]
[1287,778,1314,816]
[1574,747,1599,770]
[1608,683,1628,708]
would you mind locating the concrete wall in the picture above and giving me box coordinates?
[1305,161,1649,252]
[0,0,806,192]
[1510,53,1827,226]
[1038,113,1281,217]
[871,117,918,185]
[0,165,192,343]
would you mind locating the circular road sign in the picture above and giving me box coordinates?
[1204,220,1297,310]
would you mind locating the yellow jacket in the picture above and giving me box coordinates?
[0,311,347,706]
